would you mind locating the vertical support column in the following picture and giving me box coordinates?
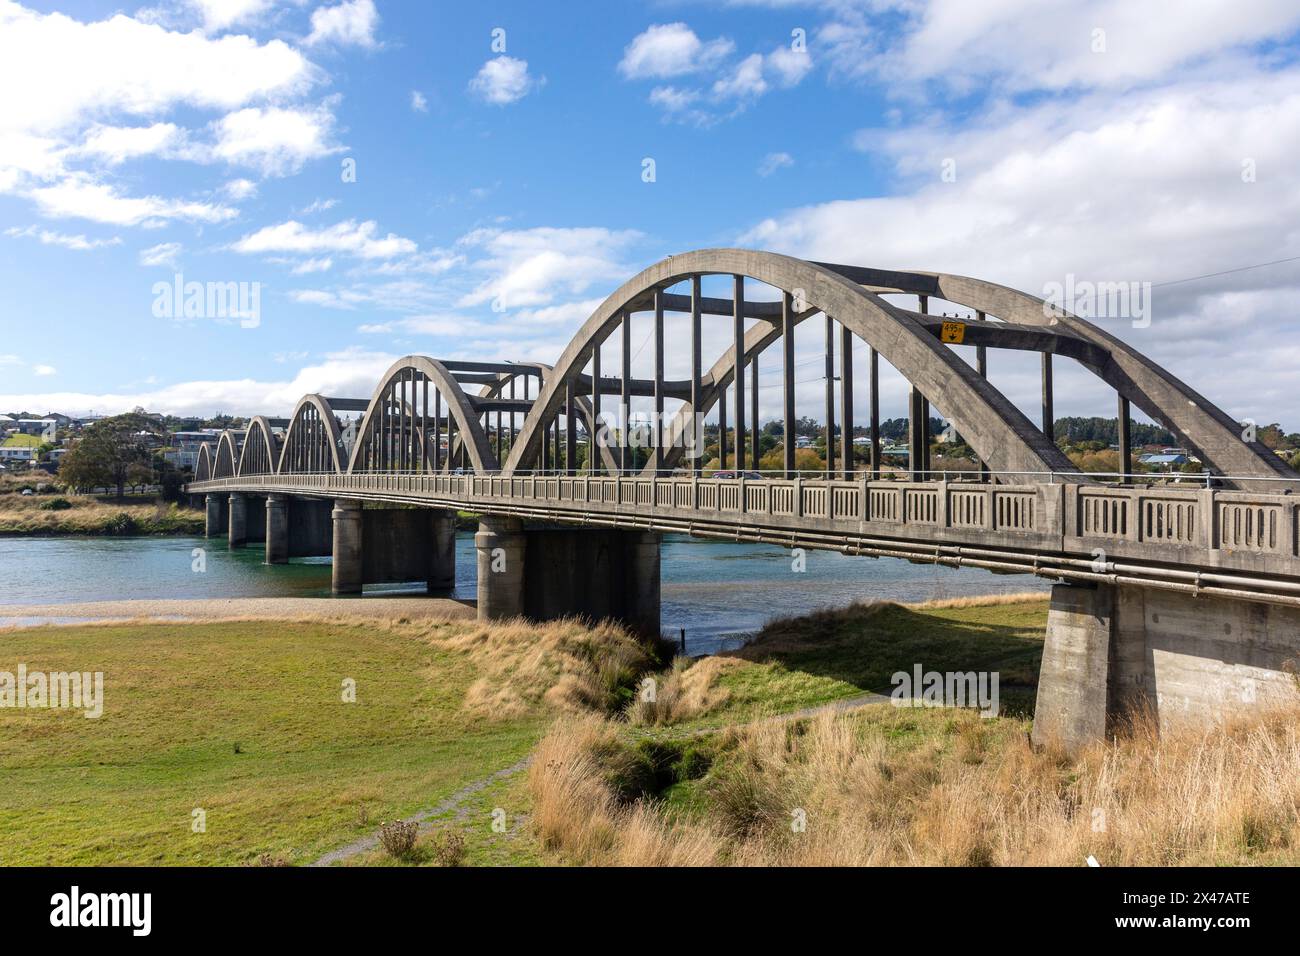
[205,493,223,538]
[331,499,363,595]
[265,494,289,565]
[908,386,926,482]
[1042,353,1054,442]
[917,294,931,479]
[750,352,759,468]
[475,516,526,620]
[591,340,602,472]
[976,310,989,481]
[1032,582,1115,752]
[621,309,631,473]
[840,323,854,480]
[1117,395,1132,481]
[433,389,442,472]
[824,313,835,477]
[690,276,702,475]
[782,290,796,479]
[719,381,728,470]
[653,290,664,473]
[565,380,577,475]
[869,347,880,479]
[428,509,456,592]
[733,275,746,472]
[228,492,247,549]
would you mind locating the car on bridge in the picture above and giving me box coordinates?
[709,470,766,480]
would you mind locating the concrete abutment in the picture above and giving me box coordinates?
[1033,581,1300,752]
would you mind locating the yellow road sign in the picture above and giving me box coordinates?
[940,320,966,344]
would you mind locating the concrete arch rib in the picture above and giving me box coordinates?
[346,356,498,474]
[503,249,1073,478]
[194,443,213,482]
[278,394,347,474]
[213,430,242,479]
[817,263,1297,482]
[475,363,620,476]
[237,416,280,476]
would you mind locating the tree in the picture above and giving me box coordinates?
[59,413,164,498]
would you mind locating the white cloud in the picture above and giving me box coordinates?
[410,90,428,112]
[190,0,276,33]
[210,103,339,176]
[306,0,379,50]
[32,364,56,376]
[233,218,417,259]
[291,256,332,273]
[618,23,734,79]
[757,151,793,177]
[0,2,316,138]
[712,53,767,100]
[469,56,542,105]
[139,241,182,267]
[300,197,338,214]
[223,177,258,200]
[863,0,1300,93]
[455,226,643,310]
[5,224,121,250]
[28,175,236,226]
[0,348,400,418]
[77,122,185,164]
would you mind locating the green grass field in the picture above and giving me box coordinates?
[0,620,544,865]
[0,597,1052,866]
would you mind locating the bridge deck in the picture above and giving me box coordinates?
[188,473,1300,608]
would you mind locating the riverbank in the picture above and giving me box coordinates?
[8,594,1293,866]
[0,595,474,626]
[0,492,203,536]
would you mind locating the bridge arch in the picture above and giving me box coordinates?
[194,442,213,483]
[502,249,1075,478]
[213,430,241,479]
[278,395,348,474]
[236,416,280,476]
[347,356,498,474]
[810,264,1294,481]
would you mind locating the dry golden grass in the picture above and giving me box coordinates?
[627,655,741,726]
[0,492,202,535]
[409,616,660,720]
[529,702,1300,866]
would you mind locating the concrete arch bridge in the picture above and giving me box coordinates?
[186,249,1300,748]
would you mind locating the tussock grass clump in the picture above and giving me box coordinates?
[627,656,739,726]
[530,703,1300,866]
[427,829,468,867]
[418,617,663,720]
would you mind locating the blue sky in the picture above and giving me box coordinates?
[3,0,1300,431]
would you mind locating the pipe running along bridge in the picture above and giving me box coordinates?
[186,249,1300,749]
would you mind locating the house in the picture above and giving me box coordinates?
[1139,453,1189,470]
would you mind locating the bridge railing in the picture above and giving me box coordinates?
[186,471,1300,580]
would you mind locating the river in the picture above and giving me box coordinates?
[0,534,1048,654]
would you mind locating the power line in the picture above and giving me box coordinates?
[1151,254,1300,289]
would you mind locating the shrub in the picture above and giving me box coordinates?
[378,819,418,859]
[428,830,468,867]
[103,512,138,535]
[39,497,73,511]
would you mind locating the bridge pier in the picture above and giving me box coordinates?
[265,495,289,564]
[228,493,246,548]
[1033,582,1300,752]
[204,493,227,538]
[475,517,526,619]
[330,500,457,595]
[265,496,333,564]
[331,500,364,595]
[474,519,662,636]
